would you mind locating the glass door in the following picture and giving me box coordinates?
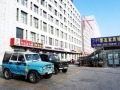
[113,50,120,67]
[106,50,113,67]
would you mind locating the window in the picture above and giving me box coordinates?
[48,4,52,12]
[21,0,27,7]
[50,16,53,22]
[65,33,67,40]
[55,28,59,36]
[55,39,58,46]
[54,1,57,7]
[50,26,54,34]
[18,55,24,62]
[54,9,57,16]
[59,5,62,12]
[65,25,67,31]
[60,23,63,28]
[16,27,23,39]
[64,3,66,8]
[41,0,45,6]
[60,0,62,4]
[64,10,66,15]
[61,31,63,38]
[41,35,45,44]
[64,17,66,23]
[34,17,38,29]
[56,19,59,26]
[65,42,67,48]
[43,11,47,18]
[11,54,17,61]
[60,41,63,47]
[34,5,38,14]
[60,14,62,20]
[31,32,36,42]
[43,22,47,32]
[49,37,52,45]
[21,11,27,24]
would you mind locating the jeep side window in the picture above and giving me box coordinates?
[49,55,54,60]
[54,55,59,60]
[18,55,25,62]
[10,54,17,61]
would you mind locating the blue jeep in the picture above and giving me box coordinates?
[2,51,54,83]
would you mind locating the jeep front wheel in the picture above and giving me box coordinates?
[54,67,58,75]
[28,71,40,83]
[43,74,52,79]
[62,69,68,73]
[4,69,12,80]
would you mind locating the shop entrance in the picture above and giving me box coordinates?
[106,49,120,67]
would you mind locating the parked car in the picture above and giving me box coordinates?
[74,59,79,65]
[2,51,54,83]
[39,53,69,75]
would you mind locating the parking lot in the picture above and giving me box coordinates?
[0,65,120,90]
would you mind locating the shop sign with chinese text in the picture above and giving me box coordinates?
[91,36,120,47]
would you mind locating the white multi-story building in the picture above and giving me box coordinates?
[82,15,101,55]
[0,0,83,64]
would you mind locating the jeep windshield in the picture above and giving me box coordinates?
[25,54,41,61]
[49,55,60,60]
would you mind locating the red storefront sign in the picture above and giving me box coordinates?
[10,38,33,47]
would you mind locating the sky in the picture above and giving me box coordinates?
[73,0,120,37]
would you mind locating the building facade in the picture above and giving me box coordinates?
[82,15,101,55]
[0,0,83,64]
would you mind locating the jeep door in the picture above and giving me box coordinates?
[17,54,26,75]
[9,53,18,74]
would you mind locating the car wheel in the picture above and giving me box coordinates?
[62,69,68,73]
[53,67,58,75]
[43,74,52,79]
[3,69,12,80]
[28,71,40,83]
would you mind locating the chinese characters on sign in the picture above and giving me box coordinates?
[91,36,120,47]
[10,38,43,48]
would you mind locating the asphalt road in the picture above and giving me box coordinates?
[0,65,120,90]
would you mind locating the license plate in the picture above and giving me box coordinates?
[47,71,52,74]
[64,67,68,69]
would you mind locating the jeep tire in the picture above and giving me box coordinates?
[43,74,52,79]
[3,69,12,80]
[54,67,58,75]
[28,71,40,83]
[62,69,68,73]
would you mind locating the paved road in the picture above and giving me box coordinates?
[0,65,120,90]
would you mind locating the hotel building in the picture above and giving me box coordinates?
[0,0,83,64]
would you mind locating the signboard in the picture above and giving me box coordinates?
[10,38,43,48]
[91,36,120,47]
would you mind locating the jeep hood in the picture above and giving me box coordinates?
[27,61,52,67]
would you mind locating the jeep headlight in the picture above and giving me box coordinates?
[42,66,46,72]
